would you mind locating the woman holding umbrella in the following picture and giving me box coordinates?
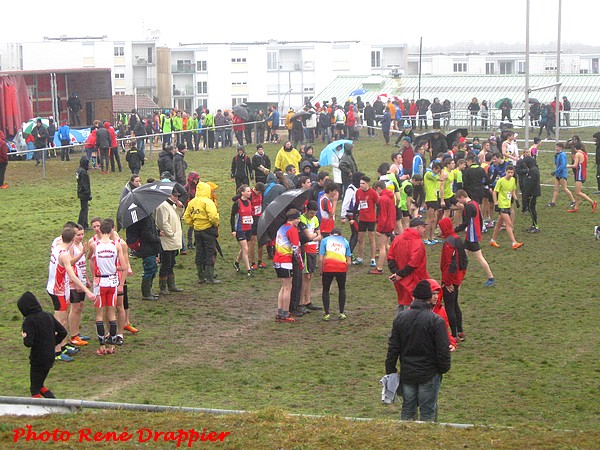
[231,185,254,277]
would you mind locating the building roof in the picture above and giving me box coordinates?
[112,94,159,113]
[312,74,600,109]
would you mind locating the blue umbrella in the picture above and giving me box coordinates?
[53,127,90,146]
[350,88,368,96]
[318,139,353,167]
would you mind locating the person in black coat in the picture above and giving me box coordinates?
[157,144,175,178]
[126,145,143,175]
[231,146,253,189]
[521,155,541,232]
[95,124,111,173]
[385,280,451,422]
[126,215,162,300]
[364,102,376,136]
[251,144,271,184]
[76,156,91,229]
[18,291,67,398]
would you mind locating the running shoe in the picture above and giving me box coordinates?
[512,242,524,250]
[370,259,377,267]
[569,201,576,209]
[593,202,598,213]
[424,239,434,245]
[567,208,579,213]
[115,336,124,346]
[275,315,283,322]
[96,348,106,356]
[280,316,296,323]
[64,346,79,355]
[352,258,364,265]
[529,227,540,233]
[339,313,347,320]
[292,309,306,317]
[180,249,187,255]
[233,261,240,272]
[369,269,383,275]
[105,348,115,354]
[305,303,323,311]
[69,335,88,346]
[124,323,139,334]
[484,278,497,287]
[78,334,91,341]
[322,314,331,321]
[490,240,500,248]
[251,263,258,270]
[546,202,556,207]
[595,226,600,240]
[257,262,267,269]
[432,239,442,244]
[457,332,466,341]
[55,352,74,362]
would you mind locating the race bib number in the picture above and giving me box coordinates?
[242,216,254,225]
[359,200,368,210]
[253,205,262,215]
[507,192,512,200]
[108,273,119,287]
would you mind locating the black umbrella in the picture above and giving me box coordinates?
[445,128,469,148]
[528,98,540,104]
[257,188,310,246]
[291,111,312,121]
[416,99,431,108]
[413,131,445,149]
[118,181,175,229]
[232,105,249,121]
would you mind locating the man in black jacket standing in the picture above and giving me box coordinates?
[126,214,162,300]
[76,156,91,229]
[385,280,451,422]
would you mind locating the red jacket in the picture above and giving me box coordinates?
[427,279,457,349]
[84,129,97,149]
[438,217,467,286]
[0,130,8,164]
[387,227,429,306]
[104,122,118,148]
[376,189,396,233]
[232,114,245,132]
[346,109,356,127]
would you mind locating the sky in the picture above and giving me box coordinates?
[4,0,599,49]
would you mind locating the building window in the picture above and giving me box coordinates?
[231,57,247,63]
[453,62,467,73]
[196,60,207,71]
[499,61,514,74]
[114,46,124,56]
[232,97,248,108]
[371,51,381,68]
[114,73,125,79]
[197,81,208,94]
[517,61,526,74]
[486,62,495,74]
[267,51,277,70]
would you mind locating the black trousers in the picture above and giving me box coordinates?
[322,272,347,314]
[30,363,52,396]
[290,260,302,312]
[442,285,462,337]
[0,162,6,185]
[195,227,217,268]
[159,249,177,277]
[78,198,89,229]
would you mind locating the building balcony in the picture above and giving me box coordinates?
[173,86,194,96]
[133,78,156,88]
[171,64,195,73]
[133,57,154,66]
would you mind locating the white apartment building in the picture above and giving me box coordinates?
[168,41,407,114]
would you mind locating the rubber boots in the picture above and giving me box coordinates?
[159,278,170,295]
[205,266,221,284]
[167,274,183,292]
[141,278,159,300]
[197,265,206,284]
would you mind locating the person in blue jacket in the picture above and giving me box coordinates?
[547,142,576,208]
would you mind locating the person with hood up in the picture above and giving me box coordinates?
[183,180,221,284]
[437,218,468,344]
[158,144,175,178]
[76,156,91,230]
[184,171,200,249]
[338,143,358,192]
[300,145,320,175]
[300,160,317,183]
[521,155,541,232]
[231,145,253,189]
[274,140,301,173]
[125,144,143,175]
[0,130,8,188]
[387,217,430,314]
[252,144,271,183]
[173,143,188,185]
[18,291,67,398]
[426,279,458,352]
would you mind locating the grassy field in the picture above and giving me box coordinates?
[1,127,599,447]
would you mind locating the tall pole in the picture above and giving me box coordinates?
[524,0,530,148]
[418,37,423,100]
[555,0,562,143]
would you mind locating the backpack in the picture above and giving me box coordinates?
[446,236,468,272]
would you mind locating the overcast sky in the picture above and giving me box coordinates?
[5,0,599,49]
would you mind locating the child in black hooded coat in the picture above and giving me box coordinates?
[18,291,67,398]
